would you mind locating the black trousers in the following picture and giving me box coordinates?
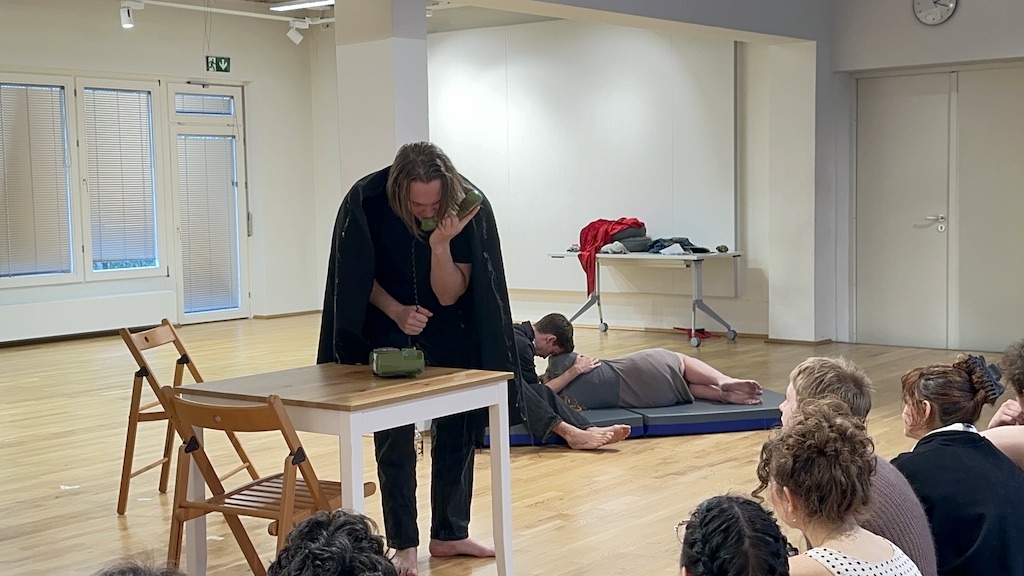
[518,379,595,441]
[370,324,480,549]
[374,413,480,548]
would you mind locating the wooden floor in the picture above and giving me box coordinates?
[0,315,1001,576]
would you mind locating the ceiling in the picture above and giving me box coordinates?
[235,0,556,33]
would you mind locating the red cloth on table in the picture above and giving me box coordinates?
[578,217,645,294]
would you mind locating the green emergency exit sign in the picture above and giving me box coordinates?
[206,56,231,73]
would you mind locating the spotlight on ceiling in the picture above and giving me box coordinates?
[270,0,334,12]
[287,18,310,45]
[120,0,144,29]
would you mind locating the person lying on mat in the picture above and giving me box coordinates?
[542,347,762,410]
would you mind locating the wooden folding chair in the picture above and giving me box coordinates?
[117,318,259,515]
[160,387,377,575]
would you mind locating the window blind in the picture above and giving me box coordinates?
[0,83,73,278]
[174,93,235,117]
[177,134,240,314]
[83,87,157,271]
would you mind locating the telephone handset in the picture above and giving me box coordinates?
[419,186,484,232]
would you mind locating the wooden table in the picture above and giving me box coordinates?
[177,363,515,576]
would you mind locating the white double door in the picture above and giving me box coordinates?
[856,68,1024,352]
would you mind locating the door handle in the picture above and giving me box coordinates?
[925,214,946,223]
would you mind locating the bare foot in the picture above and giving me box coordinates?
[393,547,418,576]
[429,538,495,558]
[719,379,763,405]
[593,424,632,445]
[562,426,613,450]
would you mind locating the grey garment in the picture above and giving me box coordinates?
[545,348,695,409]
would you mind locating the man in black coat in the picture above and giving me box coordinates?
[317,142,519,576]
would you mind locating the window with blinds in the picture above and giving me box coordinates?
[174,93,234,117]
[177,134,240,314]
[0,83,73,279]
[82,87,158,271]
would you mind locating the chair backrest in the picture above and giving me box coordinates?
[120,319,203,396]
[159,387,331,509]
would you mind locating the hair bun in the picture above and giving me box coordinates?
[954,354,1005,403]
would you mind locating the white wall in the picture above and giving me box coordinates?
[464,0,845,342]
[427,19,765,332]
[0,0,317,341]
[835,0,1024,72]
[429,20,735,290]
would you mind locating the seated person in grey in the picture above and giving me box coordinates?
[543,348,762,409]
[515,313,631,450]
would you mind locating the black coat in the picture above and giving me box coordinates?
[316,167,523,426]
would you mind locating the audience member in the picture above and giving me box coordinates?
[678,494,791,576]
[893,354,1024,576]
[982,338,1024,469]
[93,559,185,576]
[756,399,922,576]
[778,357,937,576]
[268,510,398,576]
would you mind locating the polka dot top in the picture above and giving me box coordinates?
[804,540,923,576]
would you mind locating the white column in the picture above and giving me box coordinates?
[767,41,817,342]
[335,0,429,191]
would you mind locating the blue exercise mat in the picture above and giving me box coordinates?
[483,390,782,446]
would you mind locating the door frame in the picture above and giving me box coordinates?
[166,83,250,324]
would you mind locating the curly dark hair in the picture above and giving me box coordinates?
[93,559,185,576]
[1001,339,1024,397]
[902,353,1003,429]
[268,510,397,576]
[753,398,875,526]
[680,495,791,576]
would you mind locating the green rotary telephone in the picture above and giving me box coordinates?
[419,186,484,232]
[370,347,426,378]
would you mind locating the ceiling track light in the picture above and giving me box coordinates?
[120,0,144,29]
[287,18,310,45]
[269,0,334,12]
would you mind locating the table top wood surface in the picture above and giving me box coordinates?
[176,363,514,411]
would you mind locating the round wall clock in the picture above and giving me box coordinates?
[913,0,957,25]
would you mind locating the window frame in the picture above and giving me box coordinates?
[0,72,84,289]
[169,83,242,127]
[75,77,170,282]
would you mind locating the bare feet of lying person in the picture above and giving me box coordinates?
[429,537,495,558]
[718,379,763,405]
[393,547,419,576]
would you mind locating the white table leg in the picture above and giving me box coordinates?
[338,411,366,512]
[186,426,207,576]
[488,380,513,576]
